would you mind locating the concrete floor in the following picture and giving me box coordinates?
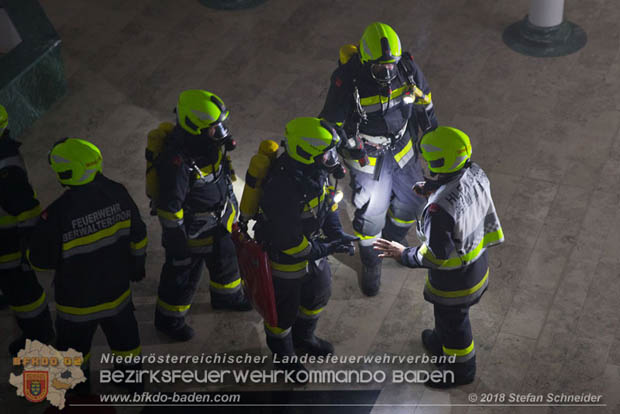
[2,0,620,413]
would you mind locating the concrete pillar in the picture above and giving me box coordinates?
[528,0,565,27]
[503,0,586,57]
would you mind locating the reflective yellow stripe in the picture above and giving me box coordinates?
[187,236,214,247]
[157,298,191,313]
[63,220,130,251]
[299,306,324,317]
[425,269,489,298]
[157,208,183,221]
[210,278,241,290]
[83,353,91,364]
[226,202,236,233]
[415,91,432,106]
[10,291,46,313]
[56,289,131,315]
[282,237,309,256]
[17,205,41,223]
[270,260,308,272]
[423,229,504,269]
[394,139,413,163]
[443,340,474,357]
[264,322,288,335]
[0,251,21,263]
[0,215,18,227]
[112,346,142,358]
[388,209,416,225]
[26,249,52,271]
[198,151,223,176]
[360,85,408,106]
[354,231,378,240]
[304,186,328,210]
[130,237,148,250]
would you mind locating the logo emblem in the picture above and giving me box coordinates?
[23,371,48,403]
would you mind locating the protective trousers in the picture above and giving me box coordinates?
[349,154,426,265]
[0,264,53,342]
[156,227,242,329]
[433,304,476,376]
[264,258,332,356]
[55,301,141,386]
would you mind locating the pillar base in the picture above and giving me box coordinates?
[198,0,267,10]
[503,16,587,57]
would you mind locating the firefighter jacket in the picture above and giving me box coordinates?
[27,174,147,321]
[0,133,41,270]
[319,53,437,174]
[155,126,238,258]
[402,163,504,306]
[256,154,343,279]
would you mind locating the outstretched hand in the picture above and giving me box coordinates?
[373,238,406,263]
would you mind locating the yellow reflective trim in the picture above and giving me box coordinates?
[0,251,21,263]
[282,236,309,256]
[198,150,223,176]
[264,322,288,335]
[83,353,91,364]
[157,208,183,221]
[360,85,408,106]
[354,231,379,240]
[157,298,191,313]
[424,229,504,269]
[226,201,236,233]
[10,291,46,313]
[17,205,41,223]
[210,278,241,290]
[56,289,131,315]
[388,209,416,225]
[426,269,489,298]
[270,260,308,272]
[415,91,432,106]
[187,236,214,247]
[130,237,148,250]
[304,186,328,210]
[0,215,18,227]
[299,306,324,316]
[62,220,130,251]
[111,346,142,358]
[443,340,474,357]
[394,139,413,163]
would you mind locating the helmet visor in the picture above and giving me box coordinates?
[205,122,231,142]
[370,63,397,84]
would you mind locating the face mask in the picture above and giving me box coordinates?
[370,63,397,85]
[316,147,346,179]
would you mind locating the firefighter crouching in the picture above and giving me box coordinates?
[0,104,54,356]
[374,127,504,388]
[153,90,251,342]
[319,22,438,297]
[254,117,358,381]
[27,138,147,393]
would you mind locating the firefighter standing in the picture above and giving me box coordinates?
[319,22,438,297]
[154,90,251,342]
[28,138,147,392]
[0,104,54,355]
[255,117,358,379]
[374,126,504,387]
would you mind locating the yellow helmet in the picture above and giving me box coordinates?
[176,90,230,141]
[419,127,472,174]
[48,138,103,186]
[284,117,341,165]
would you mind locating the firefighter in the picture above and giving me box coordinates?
[319,22,438,297]
[28,138,147,392]
[0,104,54,355]
[154,90,251,342]
[374,126,504,387]
[254,117,358,379]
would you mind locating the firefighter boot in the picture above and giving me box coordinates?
[9,307,55,356]
[267,333,309,385]
[292,317,334,357]
[359,245,382,297]
[211,289,252,312]
[425,356,476,389]
[154,310,195,342]
[421,329,442,358]
[382,218,410,247]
